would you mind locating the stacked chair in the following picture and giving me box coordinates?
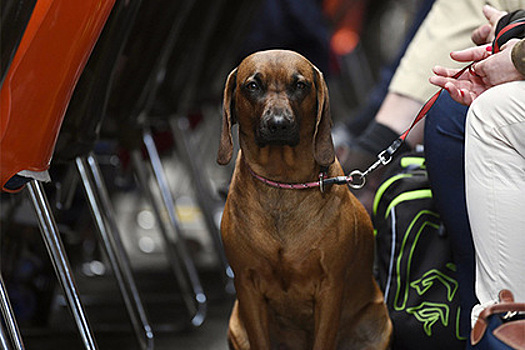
[52,1,153,349]
[0,2,36,348]
[0,0,36,87]
[105,0,209,328]
[0,0,115,349]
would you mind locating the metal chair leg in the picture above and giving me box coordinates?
[0,318,12,350]
[76,154,154,350]
[131,128,206,327]
[170,117,234,293]
[130,150,196,315]
[0,273,24,350]
[26,180,98,350]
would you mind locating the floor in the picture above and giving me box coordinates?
[21,269,235,350]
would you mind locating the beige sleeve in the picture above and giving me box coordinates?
[511,39,525,75]
[388,0,525,102]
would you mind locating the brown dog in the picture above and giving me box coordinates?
[217,50,392,350]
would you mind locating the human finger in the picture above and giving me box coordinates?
[482,5,507,43]
[444,82,463,103]
[429,75,453,89]
[450,45,491,62]
[444,83,473,106]
[463,89,476,106]
[469,63,484,79]
[428,74,472,91]
[471,6,506,45]
[432,65,461,78]
[472,24,492,45]
[483,4,507,26]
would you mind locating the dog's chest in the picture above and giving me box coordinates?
[246,198,333,294]
[235,190,346,280]
[225,184,354,320]
[260,191,340,238]
[263,246,324,325]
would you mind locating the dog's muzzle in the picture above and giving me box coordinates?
[256,108,299,147]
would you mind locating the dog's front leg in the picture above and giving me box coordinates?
[235,272,271,350]
[313,278,344,350]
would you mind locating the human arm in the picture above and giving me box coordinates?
[374,93,424,147]
[511,38,525,75]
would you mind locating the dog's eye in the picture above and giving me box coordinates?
[245,81,260,91]
[295,82,306,90]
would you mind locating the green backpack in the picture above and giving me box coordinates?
[373,152,466,350]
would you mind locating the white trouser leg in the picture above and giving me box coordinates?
[465,81,525,311]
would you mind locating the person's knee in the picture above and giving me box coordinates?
[467,82,525,135]
[466,90,495,139]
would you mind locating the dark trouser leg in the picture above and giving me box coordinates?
[424,91,478,340]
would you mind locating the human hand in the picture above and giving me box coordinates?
[429,45,492,105]
[471,5,507,45]
[469,39,524,86]
[429,64,487,105]
[429,40,525,105]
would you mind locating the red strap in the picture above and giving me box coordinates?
[399,63,473,142]
[400,18,525,142]
[356,20,525,184]
[492,19,525,53]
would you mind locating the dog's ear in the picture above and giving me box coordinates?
[312,67,335,167]
[217,68,237,165]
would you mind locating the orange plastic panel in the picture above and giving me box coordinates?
[0,0,115,192]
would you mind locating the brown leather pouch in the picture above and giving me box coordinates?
[471,290,525,350]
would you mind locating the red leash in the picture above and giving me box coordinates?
[351,18,525,188]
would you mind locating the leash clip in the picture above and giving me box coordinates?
[348,138,403,190]
[347,170,366,189]
[378,149,393,166]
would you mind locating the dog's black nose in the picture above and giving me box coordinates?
[267,115,294,134]
[257,109,299,147]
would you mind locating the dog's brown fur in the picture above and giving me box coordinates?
[218,50,392,350]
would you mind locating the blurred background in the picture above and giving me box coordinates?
[0,0,426,348]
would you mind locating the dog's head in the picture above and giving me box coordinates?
[217,50,334,167]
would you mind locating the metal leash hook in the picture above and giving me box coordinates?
[347,170,366,189]
[346,138,403,190]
